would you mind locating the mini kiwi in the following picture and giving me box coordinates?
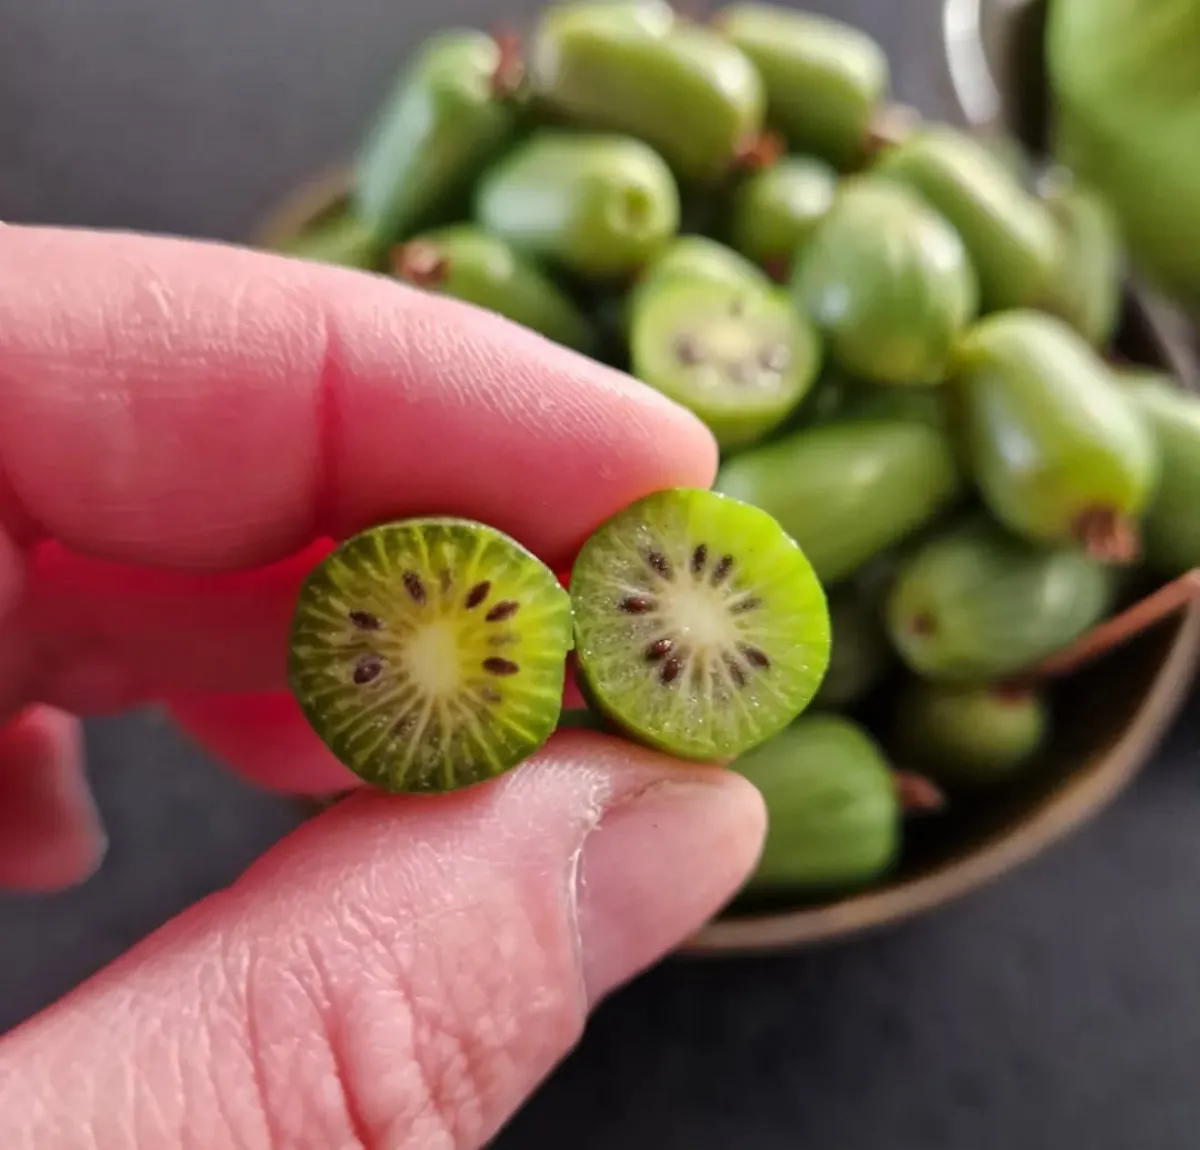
[288,518,574,794]
[628,275,821,449]
[569,487,832,761]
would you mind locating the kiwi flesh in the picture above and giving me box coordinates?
[288,518,573,794]
[569,487,831,761]
[629,275,822,449]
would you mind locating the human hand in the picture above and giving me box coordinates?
[0,227,766,1148]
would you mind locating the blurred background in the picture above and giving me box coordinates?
[2,0,1200,1147]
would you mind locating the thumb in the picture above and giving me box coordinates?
[0,731,765,1150]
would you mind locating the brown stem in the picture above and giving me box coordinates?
[863,103,922,157]
[761,255,791,285]
[489,29,526,99]
[1073,506,1141,564]
[893,770,947,814]
[1009,568,1200,685]
[392,240,449,288]
[732,130,784,174]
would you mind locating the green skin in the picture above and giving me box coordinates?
[474,130,681,281]
[730,713,900,894]
[274,212,387,272]
[950,310,1160,548]
[398,225,597,354]
[529,4,764,182]
[872,126,1064,315]
[715,3,889,171]
[792,179,979,387]
[885,515,1119,684]
[629,276,822,450]
[714,418,963,587]
[1122,372,1200,577]
[812,587,892,708]
[352,30,522,244]
[728,156,839,278]
[569,487,832,762]
[1040,174,1124,348]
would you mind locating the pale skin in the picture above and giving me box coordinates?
[0,227,767,1149]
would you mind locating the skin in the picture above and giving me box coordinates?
[0,225,766,1149]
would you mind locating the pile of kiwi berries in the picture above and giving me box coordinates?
[273,0,1200,912]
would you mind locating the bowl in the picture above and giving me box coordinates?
[253,9,1200,953]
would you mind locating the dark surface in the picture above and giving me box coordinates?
[2,1,1200,1146]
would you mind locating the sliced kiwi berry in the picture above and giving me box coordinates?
[570,488,831,761]
[629,275,821,449]
[288,518,573,794]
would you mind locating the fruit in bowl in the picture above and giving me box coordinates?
[252,0,1200,952]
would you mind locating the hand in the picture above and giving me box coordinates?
[0,227,766,1149]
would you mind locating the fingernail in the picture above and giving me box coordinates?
[575,772,766,1003]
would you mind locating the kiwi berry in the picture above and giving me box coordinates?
[288,518,573,794]
[569,488,831,761]
[628,276,821,449]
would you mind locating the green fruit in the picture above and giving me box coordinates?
[729,155,839,279]
[569,487,831,762]
[1122,372,1200,577]
[288,518,573,794]
[273,212,387,271]
[635,234,772,299]
[474,130,680,280]
[1040,171,1124,348]
[892,679,1049,788]
[715,3,889,170]
[885,515,1118,684]
[352,30,523,243]
[731,714,900,894]
[628,275,821,449]
[792,179,978,387]
[394,225,596,353]
[1047,0,1200,316]
[813,587,892,708]
[715,419,962,586]
[950,310,1159,557]
[529,1,764,181]
[872,125,1064,314]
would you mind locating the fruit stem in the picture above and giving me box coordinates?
[489,29,526,99]
[732,130,784,174]
[893,770,946,814]
[1074,506,1141,564]
[1008,568,1200,685]
[863,103,922,157]
[393,240,449,288]
[761,255,790,285]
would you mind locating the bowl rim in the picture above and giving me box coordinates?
[255,164,1200,958]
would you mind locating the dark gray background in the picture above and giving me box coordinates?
[2,1,1200,1146]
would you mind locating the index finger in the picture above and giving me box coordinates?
[0,226,717,572]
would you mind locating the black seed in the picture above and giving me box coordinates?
[691,544,708,574]
[353,655,383,685]
[730,596,762,614]
[465,581,491,609]
[620,595,655,614]
[348,610,381,631]
[645,550,671,579]
[673,334,704,366]
[486,600,520,623]
[711,555,735,586]
[484,657,520,676]
[659,656,682,684]
[402,571,426,604]
[725,656,747,689]
[481,687,503,705]
[740,645,770,668]
[645,637,674,662]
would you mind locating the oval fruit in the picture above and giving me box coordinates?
[730,714,900,894]
[474,130,680,280]
[715,418,962,586]
[885,515,1119,683]
[792,179,978,387]
[872,125,1064,314]
[949,310,1159,560]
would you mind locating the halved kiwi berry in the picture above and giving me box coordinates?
[288,518,573,793]
[629,276,821,450]
[569,488,831,761]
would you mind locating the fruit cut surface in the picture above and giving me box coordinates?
[570,488,831,761]
[289,519,573,794]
